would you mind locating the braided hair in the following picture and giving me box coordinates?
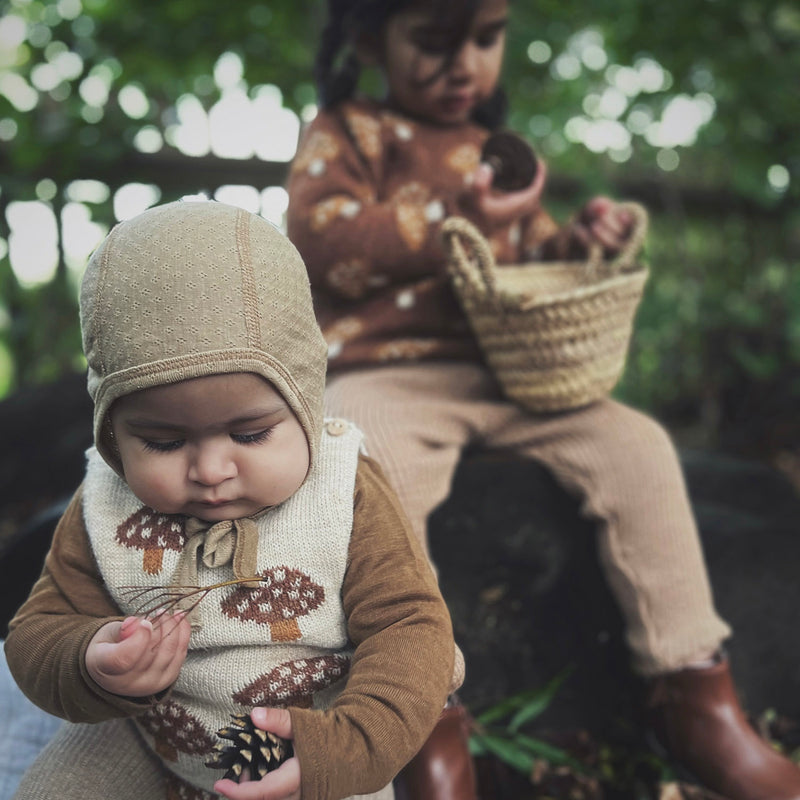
[314,0,508,129]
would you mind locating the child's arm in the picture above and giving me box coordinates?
[4,487,184,721]
[288,105,568,293]
[282,454,454,800]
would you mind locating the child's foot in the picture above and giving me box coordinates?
[646,654,800,800]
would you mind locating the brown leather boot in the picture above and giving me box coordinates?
[646,654,800,800]
[396,699,479,800]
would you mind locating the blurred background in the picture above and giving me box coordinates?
[0,0,798,470]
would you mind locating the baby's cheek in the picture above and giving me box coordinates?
[128,469,179,512]
[259,457,308,506]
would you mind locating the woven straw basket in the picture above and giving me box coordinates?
[442,202,649,413]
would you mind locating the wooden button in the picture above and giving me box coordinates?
[325,419,348,436]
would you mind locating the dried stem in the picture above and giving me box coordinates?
[118,576,263,619]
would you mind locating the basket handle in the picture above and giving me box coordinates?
[442,201,649,293]
[441,216,501,305]
[602,201,649,275]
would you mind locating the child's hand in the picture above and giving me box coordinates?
[461,158,548,230]
[214,708,300,800]
[572,196,634,256]
[85,612,191,698]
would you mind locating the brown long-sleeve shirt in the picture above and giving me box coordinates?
[5,454,454,800]
[286,97,565,373]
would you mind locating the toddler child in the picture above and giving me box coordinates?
[4,200,454,800]
[286,2,800,799]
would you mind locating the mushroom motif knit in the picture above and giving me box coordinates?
[82,420,363,793]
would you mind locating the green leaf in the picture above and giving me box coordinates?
[508,669,571,732]
[475,689,545,726]
[476,668,572,727]
[514,733,586,772]
[468,737,489,757]
[473,733,535,775]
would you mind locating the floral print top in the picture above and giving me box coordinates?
[287,97,563,373]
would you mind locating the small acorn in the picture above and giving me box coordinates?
[481,130,539,192]
[205,713,293,782]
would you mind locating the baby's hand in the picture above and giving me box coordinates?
[462,158,548,230]
[85,612,191,698]
[572,196,634,256]
[215,708,300,800]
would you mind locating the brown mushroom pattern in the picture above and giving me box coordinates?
[116,507,186,575]
[220,566,325,641]
[139,700,216,762]
[233,654,351,708]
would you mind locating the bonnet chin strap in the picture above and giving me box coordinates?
[171,517,261,626]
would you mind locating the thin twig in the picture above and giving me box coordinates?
[118,576,263,618]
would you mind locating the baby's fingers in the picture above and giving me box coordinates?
[86,617,157,692]
[149,613,191,674]
[93,618,154,675]
[215,757,301,800]
[249,708,293,740]
[150,610,190,644]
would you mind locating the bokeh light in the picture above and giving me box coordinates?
[7,202,59,288]
[767,164,790,192]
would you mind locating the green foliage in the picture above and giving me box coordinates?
[615,208,800,443]
[469,675,679,794]
[505,0,799,207]
[472,683,800,793]
[0,0,797,449]
[2,0,796,197]
[469,670,588,775]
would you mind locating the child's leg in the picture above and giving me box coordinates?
[13,718,167,800]
[326,363,477,556]
[488,397,730,673]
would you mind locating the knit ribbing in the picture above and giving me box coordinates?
[326,362,731,675]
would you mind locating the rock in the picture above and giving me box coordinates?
[0,501,69,638]
[0,371,92,532]
[681,450,800,718]
[0,372,92,636]
[428,456,633,734]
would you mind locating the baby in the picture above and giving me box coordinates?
[5,200,454,800]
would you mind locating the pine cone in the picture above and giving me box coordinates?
[205,713,293,782]
[481,130,539,192]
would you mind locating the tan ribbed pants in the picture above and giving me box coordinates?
[326,362,730,676]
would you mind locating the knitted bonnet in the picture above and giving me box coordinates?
[80,200,328,475]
